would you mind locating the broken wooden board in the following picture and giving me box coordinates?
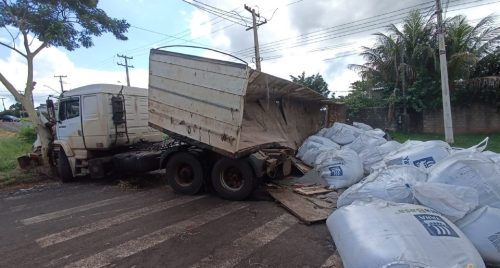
[294,185,333,196]
[267,187,334,224]
[291,157,312,174]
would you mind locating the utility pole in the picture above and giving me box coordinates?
[117,54,134,86]
[0,97,6,111]
[435,0,454,143]
[54,75,67,94]
[401,43,409,132]
[244,4,267,71]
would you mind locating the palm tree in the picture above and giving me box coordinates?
[348,10,499,111]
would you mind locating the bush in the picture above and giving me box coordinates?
[18,125,37,143]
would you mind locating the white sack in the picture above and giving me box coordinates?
[483,150,500,163]
[296,135,340,159]
[316,128,328,137]
[456,206,500,264]
[327,200,485,268]
[337,165,427,207]
[428,151,500,208]
[359,140,402,174]
[366,128,386,137]
[384,140,452,169]
[324,122,363,145]
[316,148,363,189]
[344,132,386,153]
[353,122,373,131]
[413,182,479,222]
[301,147,333,166]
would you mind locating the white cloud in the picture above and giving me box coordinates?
[0,41,148,109]
[189,10,212,39]
[184,0,500,98]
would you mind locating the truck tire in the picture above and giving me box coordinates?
[211,158,255,201]
[165,152,204,195]
[57,150,74,182]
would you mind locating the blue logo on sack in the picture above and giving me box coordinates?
[413,157,436,168]
[329,166,343,176]
[414,214,459,237]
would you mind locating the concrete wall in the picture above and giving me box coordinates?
[423,103,500,134]
[349,107,390,130]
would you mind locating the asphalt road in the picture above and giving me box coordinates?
[0,181,339,268]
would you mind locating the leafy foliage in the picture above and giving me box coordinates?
[347,10,500,113]
[339,80,389,117]
[0,103,22,117]
[290,71,332,98]
[0,0,130,166]
[0,0,130,51]
[18,125,36,143]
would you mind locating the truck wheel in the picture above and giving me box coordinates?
[165,152,204,195]
[211,158,254,201]
[57,150,74,182]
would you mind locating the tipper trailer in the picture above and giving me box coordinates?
[147,48,329,200]
[41,48,329,200]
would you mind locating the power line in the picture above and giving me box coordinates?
[88,0,305,70]
[233,0,435,56]
[235,0,500,60]
[182,0,253,27]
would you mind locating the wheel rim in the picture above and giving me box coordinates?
[175,163,195,186]
[220,166,244,192]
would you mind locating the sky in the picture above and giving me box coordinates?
[0,0,499,109]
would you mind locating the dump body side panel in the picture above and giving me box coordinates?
[239,70,325,152]
[148,50,249,155]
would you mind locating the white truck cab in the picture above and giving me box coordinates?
[54,84,163,181]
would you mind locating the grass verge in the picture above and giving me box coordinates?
[389,132,500,153]
[0,132,37,187]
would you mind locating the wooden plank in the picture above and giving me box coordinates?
[267,187,333,224]
[291,157,312,174]
[294,186,333,196]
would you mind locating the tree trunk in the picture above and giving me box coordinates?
[25,100,53,166]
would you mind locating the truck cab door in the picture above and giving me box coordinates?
[56,97,84,148]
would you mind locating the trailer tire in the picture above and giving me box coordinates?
[57,150,74,182]
[211,158,254,201]
[165,152,204,195]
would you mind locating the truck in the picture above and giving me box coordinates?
[38,48,329,200]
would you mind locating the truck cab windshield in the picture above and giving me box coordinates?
[59,98,80,121]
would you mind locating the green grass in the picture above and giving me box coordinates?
[0,135,34,187]
[389,132,500,153]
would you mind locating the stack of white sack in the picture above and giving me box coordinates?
[296,135,340,166]
[315,148,363,189]
[427,151,500,208]
[456,206,500,265]
[358,140,402,174]
[327,200,485,268]
[337,165,427,207]
[383,140,452,169]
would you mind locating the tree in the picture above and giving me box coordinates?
[0,0,129,168]
[290,72,332,98]
[348,10,499,113]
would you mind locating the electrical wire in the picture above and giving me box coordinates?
[238,0,500,60]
